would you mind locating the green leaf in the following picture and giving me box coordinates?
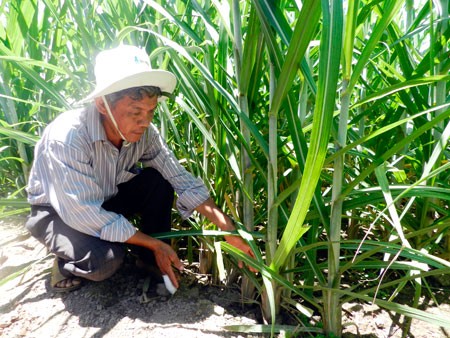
[271,0,343,270]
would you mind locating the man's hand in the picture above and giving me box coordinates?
[152,240,184,288]
[125,231,183,288]
[224,235,258,273]
[196,198,258,273]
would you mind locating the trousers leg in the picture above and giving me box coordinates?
[26,168,174,279]
[102,167,174,237]
[26,206,125,282]
[102,167,175,263]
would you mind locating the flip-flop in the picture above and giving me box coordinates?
[50,258,83,293]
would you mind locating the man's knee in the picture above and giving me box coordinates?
[89,245,125,282]
[65,244,126,282]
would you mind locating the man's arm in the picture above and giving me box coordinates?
[141,125,210,219]
[125,231,184,288]
[195,198,257,272]
[129,198,257,288]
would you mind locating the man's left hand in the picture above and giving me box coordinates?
[224,235,258,273]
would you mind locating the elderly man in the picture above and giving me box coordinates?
[25,45,255,292]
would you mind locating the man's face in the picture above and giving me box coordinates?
[98,94,158,144]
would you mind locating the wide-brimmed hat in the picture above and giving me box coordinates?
[80,45,177,103]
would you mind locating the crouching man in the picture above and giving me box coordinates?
[26,45,255,292]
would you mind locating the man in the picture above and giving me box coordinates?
[25,44,255,292]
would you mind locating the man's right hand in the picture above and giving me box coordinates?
[125,230,183,288]
[152,240,184,288]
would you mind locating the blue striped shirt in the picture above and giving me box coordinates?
[27,105,209,242]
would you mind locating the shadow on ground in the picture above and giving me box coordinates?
[0,221,264,338]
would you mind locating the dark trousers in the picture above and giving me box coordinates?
[25,168,174,282]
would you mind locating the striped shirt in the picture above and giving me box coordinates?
[27,105,209,242]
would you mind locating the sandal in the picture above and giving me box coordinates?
[50,258,83,293]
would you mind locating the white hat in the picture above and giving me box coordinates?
[81,45,177,103]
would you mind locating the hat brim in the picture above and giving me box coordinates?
[79,70,176,104]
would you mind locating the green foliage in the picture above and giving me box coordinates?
[1,0,450,336]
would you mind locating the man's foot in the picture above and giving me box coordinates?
[51,258,83,292]
[53,278,83,290]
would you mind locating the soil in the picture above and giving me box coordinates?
[1,216,450,338]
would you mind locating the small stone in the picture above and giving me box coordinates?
[213,305,225,316]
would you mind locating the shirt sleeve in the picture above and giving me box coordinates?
[140,125,210,219]
[39,139,137,242]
